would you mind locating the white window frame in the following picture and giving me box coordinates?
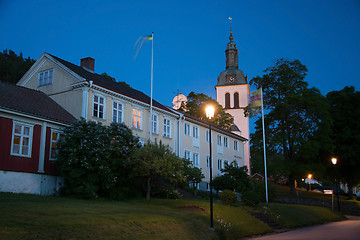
[218,159,223,170]
[217,135,222,146]
[163,118,171,138]
[112,100,124,123]
[234,140,239,151]
[193,152,200,168]
[151,113,159,134]
[11,121,33,158]
[93,94,106,119]
[192,126,199,139]
[184,150,191,163]
[184,123,191,136]
[206,155,213,169]
[38,69,54,86]
[132,108,142,130]
[49,130,63,161]
[224,136,229,148]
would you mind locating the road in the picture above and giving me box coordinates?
[248,216,360,240]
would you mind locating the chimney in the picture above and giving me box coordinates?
[80,57,95,72]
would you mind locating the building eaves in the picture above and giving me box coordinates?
[0,81,76,124]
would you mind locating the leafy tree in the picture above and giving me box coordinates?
[250,59,332,193]
[213,163,251,193]
[327,86,360,199]
[179,92,234,130]
[57,119,140,199]
[182,160,205,189]
[0,49,35,84]
[133,141,185,200]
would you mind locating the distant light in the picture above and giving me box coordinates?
[308,174,312,179]
[206,105,215,119]
[331,157,337,165]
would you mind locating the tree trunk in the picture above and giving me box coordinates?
[146,177,151,201]
[347,182,354,200]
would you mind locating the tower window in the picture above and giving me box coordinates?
[225,93,230,109]
[234,92,239,108]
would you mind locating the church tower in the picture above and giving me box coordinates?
[215,21,250,171]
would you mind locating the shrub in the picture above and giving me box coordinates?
[219,190,237,205]
[242,191,261,205]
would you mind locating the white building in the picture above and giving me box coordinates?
[12,52,247,194]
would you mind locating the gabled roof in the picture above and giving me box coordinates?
[48,53,170,113]
[0,81,76,124]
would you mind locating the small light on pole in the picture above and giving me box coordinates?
[308,174,312,191]
[331,157,340,211]
[205,105,215,231]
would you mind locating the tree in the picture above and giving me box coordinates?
[0,49,35,84]
[212,163,251,193]
[179,92,234,130]
[250,59,332,193]
[133,141,185,200]
[182,159,205,189]
[327,86,360,199]
[57,119,141,199]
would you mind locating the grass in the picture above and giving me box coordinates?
[0,193,272,240]
[262,203,345,229]
[0,192,347,240]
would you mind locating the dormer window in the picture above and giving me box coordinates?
[38,69,53,86]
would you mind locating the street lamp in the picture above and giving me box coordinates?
[308,174,312,191]
[205,105,215,231]
[332,157,340,211]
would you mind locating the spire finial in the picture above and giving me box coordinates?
[228,17,233,41]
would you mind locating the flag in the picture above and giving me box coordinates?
[250,89,262,107]
[134,34,153,59]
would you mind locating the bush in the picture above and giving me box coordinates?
[219,190,237,205]
[242,191,261,205]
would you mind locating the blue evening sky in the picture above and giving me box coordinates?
[1,0,359,122]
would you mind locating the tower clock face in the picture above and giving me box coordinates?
[226,74,236,83]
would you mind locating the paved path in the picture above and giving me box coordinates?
[248,216,360,240]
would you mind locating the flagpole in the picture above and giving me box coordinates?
[149,32,154,142]
[260,87,269,203]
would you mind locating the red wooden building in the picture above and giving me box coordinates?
[0,81,75,195]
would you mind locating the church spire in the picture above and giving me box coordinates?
[229,17,234,41]
[226,17,238,69]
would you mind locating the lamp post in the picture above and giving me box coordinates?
[307,174,312,191]
[205,105,215,231]
[332,157,340,211]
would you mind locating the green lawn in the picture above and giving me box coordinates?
[0,192,347,240]
[263,203,345,228]
[0,193,272,240]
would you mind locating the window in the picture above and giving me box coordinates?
[151,114,159,134]
[50,130,63,160]
[184,123,191,136]
[112,101,123,123]
[38,69,53,86]
[11,122,33,157]
[206,130,210,142]
[93,94,105,119]
[224,136,229,148]
[225,92,230,108]
[193,153,200,168]
[206,155,212,168]
[193,126,199,139]
[234,92,239,108]
[132,108,142,129]
[217,135,222,146]
[184,150,191,161]
[218,159,223,170]
[163,118,171,138]
[234,140,239,151]
[224,160,229,168]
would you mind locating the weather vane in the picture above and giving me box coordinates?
[229,17,232,31]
